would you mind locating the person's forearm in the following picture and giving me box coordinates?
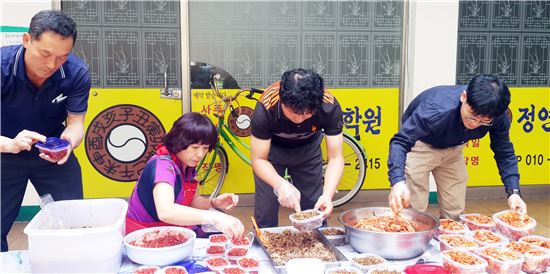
[156,203,214,226]
[322,156,344,199]
[0,136,14,153]
[190,195,212,210]
[252,158,285,188]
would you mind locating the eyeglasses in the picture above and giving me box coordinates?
[464,113,493,126]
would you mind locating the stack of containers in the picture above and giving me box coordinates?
[506,241,550,274]
[205,233,255,273]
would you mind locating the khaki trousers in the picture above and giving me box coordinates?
[405,141,468,220]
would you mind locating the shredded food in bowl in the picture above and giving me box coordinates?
[446,250,483,265]
[129,229,189,248]
[353,216,415,232]
[498,212,531,228]
[465,214,494,225]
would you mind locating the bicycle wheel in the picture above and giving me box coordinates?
[196,146,228,199]
[321,134,367,207]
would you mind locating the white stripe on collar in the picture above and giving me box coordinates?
[60,65,65,78]
[13,46,23,76]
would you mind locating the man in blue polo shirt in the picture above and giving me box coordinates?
[387,74,527,220]
[1,10,90,251]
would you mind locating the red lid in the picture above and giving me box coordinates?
[404,264,449,274]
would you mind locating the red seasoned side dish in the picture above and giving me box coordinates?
[206,257,230,267]
[164,266,188,274]
[464,214,494,225]
[129,229,188,248]
[206,245,226,255]
[228,247,248,257]
[132,267,159,274]
[479,247,524,274]
[521,236,550,249]
[238,257,259,268]
[506,241,549,274]
[472,229,505,245]
[222,267,246,274]
[440,219,466,231]
[210,234,228,244]
[231,237,250,246]
[498,212,531,228]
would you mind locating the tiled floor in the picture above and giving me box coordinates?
[6,192,549,251]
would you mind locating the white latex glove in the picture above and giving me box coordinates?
[203,209,245,240]
[314,194,333,218]
[273,180,301,212]
[388,181,410,215]
[508,194,527,215]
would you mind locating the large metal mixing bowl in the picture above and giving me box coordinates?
[338,207,439,260]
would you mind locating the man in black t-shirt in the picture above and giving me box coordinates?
[251,69,344,227]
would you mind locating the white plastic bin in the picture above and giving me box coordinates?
[24,198,128,273]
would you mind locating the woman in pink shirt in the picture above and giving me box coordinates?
[126,112,244,240]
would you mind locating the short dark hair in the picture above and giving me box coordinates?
[28,10,78,43]
[163,112,218,154]
[466,74,510,118]
[279,68,324,115]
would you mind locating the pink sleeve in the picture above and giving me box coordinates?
[153,158,178,187]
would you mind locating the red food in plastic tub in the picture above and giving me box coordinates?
[520,235,550,250]
[471,229,508,247]
[493,210,536,241]
[209,234,228,245]
[35,137,70,161]
[459,213,496,231]
[221,266,247,274]
[206,245,226,256]
[205,257,230,271]
[238,257,260,274]
[437,219,468,239]
[441,250,487,274]
[227,247,248,264]
[506,241,550,274]
[477,246,524,274]
[439,234,479,252]
[231,237,250,246]
[163,266,188,274]
[132,266,160,274]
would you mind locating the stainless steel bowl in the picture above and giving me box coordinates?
[338,207,439,260]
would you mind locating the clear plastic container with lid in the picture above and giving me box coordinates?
[209,234,228,246]
[205,244,226,257]
[459,213,496,231]
[437,219,469,239]
[229,232,254,248]
[349,253,387,272]
[35,137,71,161]
[471,229,508,247]
[318,227,347,246]
[226,247,248,264]
[204,256,230,272]
[506,241,550,274]
[441,249,488,274]
[289,209,323,231]
[476,246,524,274]
[439,234,480,252]
[493,210,536,241]
[237,257,260,274]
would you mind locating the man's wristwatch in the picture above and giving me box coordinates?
[506,188,521,198]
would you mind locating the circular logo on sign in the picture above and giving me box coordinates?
[227,106,254,137]
[85,105,166,182]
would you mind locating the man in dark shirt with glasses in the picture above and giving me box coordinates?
[387,74,526,219]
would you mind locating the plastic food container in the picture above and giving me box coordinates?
[439,234,479,252]
[221,266,247,274]
[124,226,196,266]
[506,241,550,274]
[318,227,347,246]
[206,245,226,257]
[459,213,496,231]
[163,265,188,274]
[132,265,161,274]
[289,209,323,230]
[441,250,488,274]
[23,198,128,273]
[209,234,228,246]
[471,229,508,247]
[324,265,362,274]
[493,210,536,241]
[35,137,70,160]
[204,257,230,272]
[230,232,254,248]
[476,246,524,274]
[437,219,469,239]
[237,257,260,274]
[519,235,550,250]
[227,247,248,264]
[350,253,387,272]
[366,265,404,274]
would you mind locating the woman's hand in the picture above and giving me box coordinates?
[212,193,239,210]
[203,210,245,240]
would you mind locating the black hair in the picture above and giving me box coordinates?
[28,10,77,43]
[466,74,510,118]
[163,112,218,154]
[279,68,324,115]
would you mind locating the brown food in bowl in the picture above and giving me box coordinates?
[352,255,384,266]
[353,216,415,232]
[292,210,320,220]
[322,228,345,236]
